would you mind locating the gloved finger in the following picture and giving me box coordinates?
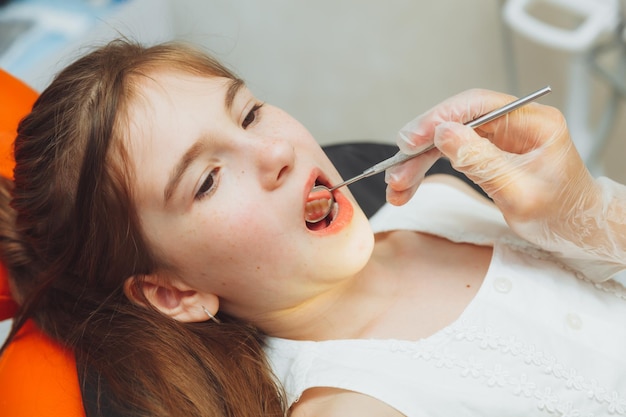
[384,147,440,205]
[397,122,435,155]
[471,102,565,154]
[385,180,421,206]
[396,89,517,154]
[435,122,530,202]
[434,121,558,220]
[385,146,441,190]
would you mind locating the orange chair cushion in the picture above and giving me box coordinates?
[0,321,85,416]
[0,68,37,179]
[0,69,85,416]
[0,68,36,320]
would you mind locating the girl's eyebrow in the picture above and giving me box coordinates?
[225,78,245,110]
[164,140,207,204]
[163,78,244,205]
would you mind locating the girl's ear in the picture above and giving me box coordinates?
[123,274,219,323]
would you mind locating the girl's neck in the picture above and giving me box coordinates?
[262,230,492,342]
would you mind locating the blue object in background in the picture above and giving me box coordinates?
[0,0,129,89]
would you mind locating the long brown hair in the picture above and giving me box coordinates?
[0,40,285,416]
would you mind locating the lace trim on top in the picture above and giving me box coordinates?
[386,317,626,417]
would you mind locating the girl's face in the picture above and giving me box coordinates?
[127,70,374,325]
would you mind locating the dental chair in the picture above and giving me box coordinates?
[0,68,482,416]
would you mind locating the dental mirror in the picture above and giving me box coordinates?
[304,86,552,224]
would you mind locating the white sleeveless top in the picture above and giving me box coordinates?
[265,182,626,416]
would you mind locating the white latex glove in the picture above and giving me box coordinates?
[385,89,626,281]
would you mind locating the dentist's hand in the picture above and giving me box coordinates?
[385,89,626,280]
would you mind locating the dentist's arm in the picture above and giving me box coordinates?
[385,89,626,281]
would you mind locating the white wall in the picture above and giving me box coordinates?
[168,0,626,183]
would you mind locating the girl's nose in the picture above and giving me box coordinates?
[256,138,295,190]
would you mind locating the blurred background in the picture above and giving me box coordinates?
[1,0,626,343]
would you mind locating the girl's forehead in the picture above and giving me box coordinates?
[135,69,234,95]
[124,72,229,128]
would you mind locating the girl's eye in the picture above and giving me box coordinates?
[195,168,219,201]
[242,103,264,129]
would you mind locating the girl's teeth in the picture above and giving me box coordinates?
[305,198,332,221]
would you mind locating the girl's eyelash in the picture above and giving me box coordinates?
[195,168,219,201]
[242,102,264,129]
